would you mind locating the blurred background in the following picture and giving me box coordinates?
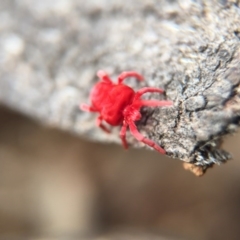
[0,105,240,240]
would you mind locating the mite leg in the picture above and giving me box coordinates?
[129,122,166,154]
[118,71,144,84]
[134,87,165,100]
[96,115,111,133]
[140,100,173,107]
[97,70,112,83]
[120,121,128,149]
[80,103,97,112]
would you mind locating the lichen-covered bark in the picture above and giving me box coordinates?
[0,0,240,171]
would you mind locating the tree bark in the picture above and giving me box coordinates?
[0,0,240,172]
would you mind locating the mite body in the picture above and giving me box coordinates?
[80,70,173,154]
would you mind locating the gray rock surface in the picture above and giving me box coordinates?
[0,0,240,171]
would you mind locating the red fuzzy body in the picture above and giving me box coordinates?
[90,82,135,126]
[80,70,173,154]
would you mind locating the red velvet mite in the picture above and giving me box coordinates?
[80,70,173,154]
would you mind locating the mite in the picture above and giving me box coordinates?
[80,70,173,154]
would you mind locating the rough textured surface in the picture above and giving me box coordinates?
[0,0,240,170]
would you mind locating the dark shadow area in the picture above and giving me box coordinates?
[0,106,240,239]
